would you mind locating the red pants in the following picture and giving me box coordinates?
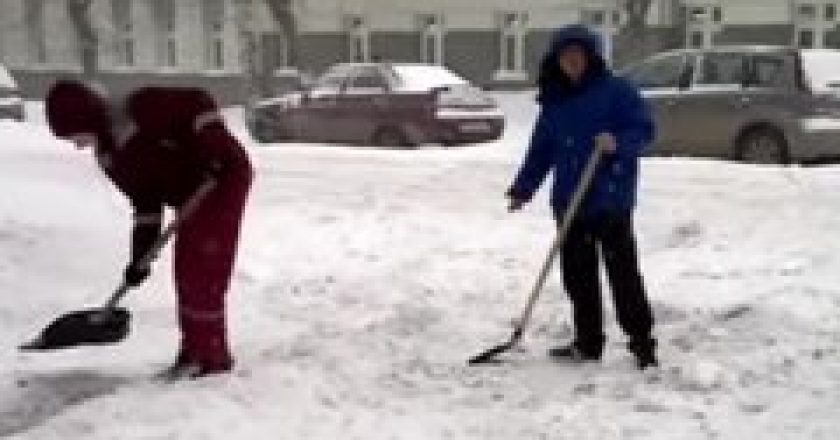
[173,172,251,368]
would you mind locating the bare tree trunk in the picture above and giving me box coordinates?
[233,0,262,101]
[256,0,298,97]
[66,0,98,76]
[264,0,296,66]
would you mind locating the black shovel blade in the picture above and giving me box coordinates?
[468,341,514,365]
[467,328,523,365]
[19,307,131,351]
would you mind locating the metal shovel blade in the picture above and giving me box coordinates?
[467,328,523,365]
[19,307,131,351]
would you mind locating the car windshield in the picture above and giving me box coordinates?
[800,50,840,93]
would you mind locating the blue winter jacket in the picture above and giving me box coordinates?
[508,25,655,219]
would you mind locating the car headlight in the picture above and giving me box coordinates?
[798,116,840,131]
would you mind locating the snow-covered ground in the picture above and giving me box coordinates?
[1,94,839,439]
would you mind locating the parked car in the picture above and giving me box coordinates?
[0,64,24,122]
[620,46,840,164]
[247,63,504,147]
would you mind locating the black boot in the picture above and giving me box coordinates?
[548,340,604,363]
[155,350,233,382]
[627,338,658,370]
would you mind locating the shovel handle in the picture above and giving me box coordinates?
[512,147,603,333]
[104,179,218,309]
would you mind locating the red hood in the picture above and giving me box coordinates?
[46,79,112,139]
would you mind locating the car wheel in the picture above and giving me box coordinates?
[372,126,413,148]
[736,127,790,165]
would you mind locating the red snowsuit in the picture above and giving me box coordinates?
[47,84,253,369]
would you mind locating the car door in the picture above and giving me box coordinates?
[296,71,347,142]
[622,52,695,155]
[332,66,392,143]
[678,51,752,157]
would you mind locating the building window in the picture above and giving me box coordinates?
[153,0,178,68]
[167,40,178,67]
[690,31,706,48]
[112,0,134,67]
[347,15,370,62]
[797,4,819,21]
[203,0,226,69]
[794,2,834,48]
[798,28,816,47]
[419,14,444,65]
[582,8,621,64]
[685,4,722,49]
[24,0,47,64]
[496,12,527,79]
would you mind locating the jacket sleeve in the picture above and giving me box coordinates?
[507,110,554,201]
[610,79,655,159]
[128,197,163,266]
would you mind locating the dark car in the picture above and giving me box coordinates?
[621,46,840,164]
[0,65,24,122]
[247,63,504,147]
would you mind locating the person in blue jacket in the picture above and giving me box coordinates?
[507,25,657,369]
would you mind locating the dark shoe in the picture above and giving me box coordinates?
[155,355,233,382]
[548,341,603,363]
[627,338,658,370]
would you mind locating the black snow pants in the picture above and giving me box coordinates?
[557,212,654,355]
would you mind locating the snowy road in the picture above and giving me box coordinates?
[1,94,839,439]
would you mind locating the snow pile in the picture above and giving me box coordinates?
[1,96,839,439]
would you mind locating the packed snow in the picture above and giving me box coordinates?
[1,94,839,439]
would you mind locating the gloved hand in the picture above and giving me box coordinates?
[123,261,151,287]
[508,197,527,212]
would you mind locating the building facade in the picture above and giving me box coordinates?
[1,0,840,102]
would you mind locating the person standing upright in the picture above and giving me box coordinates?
[507,25,658,369]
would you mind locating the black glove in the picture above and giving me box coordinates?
[508,197,527,212]
[506,188,530,213]
[124,261,151,287]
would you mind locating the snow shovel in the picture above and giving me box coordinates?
[19,180,217,351]
[468,147,603,365]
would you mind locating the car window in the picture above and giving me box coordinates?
[749,55,788,88]
[351,69,388,89]
[316,72,346,90]
[698,53,746,85]
[621,54,689,89]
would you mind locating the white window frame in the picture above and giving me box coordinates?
[793,2,837,48]
[684,3,723,49]
[581,7,622,65]
[112,0,135,68]
[203,0,226,71]
[154,0,179,69]
[346,15,370,63]
[275,32,291,69]
[419,14,445,65]
[495,12,528,81]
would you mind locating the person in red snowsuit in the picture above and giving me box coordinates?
[45,80,253,379]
